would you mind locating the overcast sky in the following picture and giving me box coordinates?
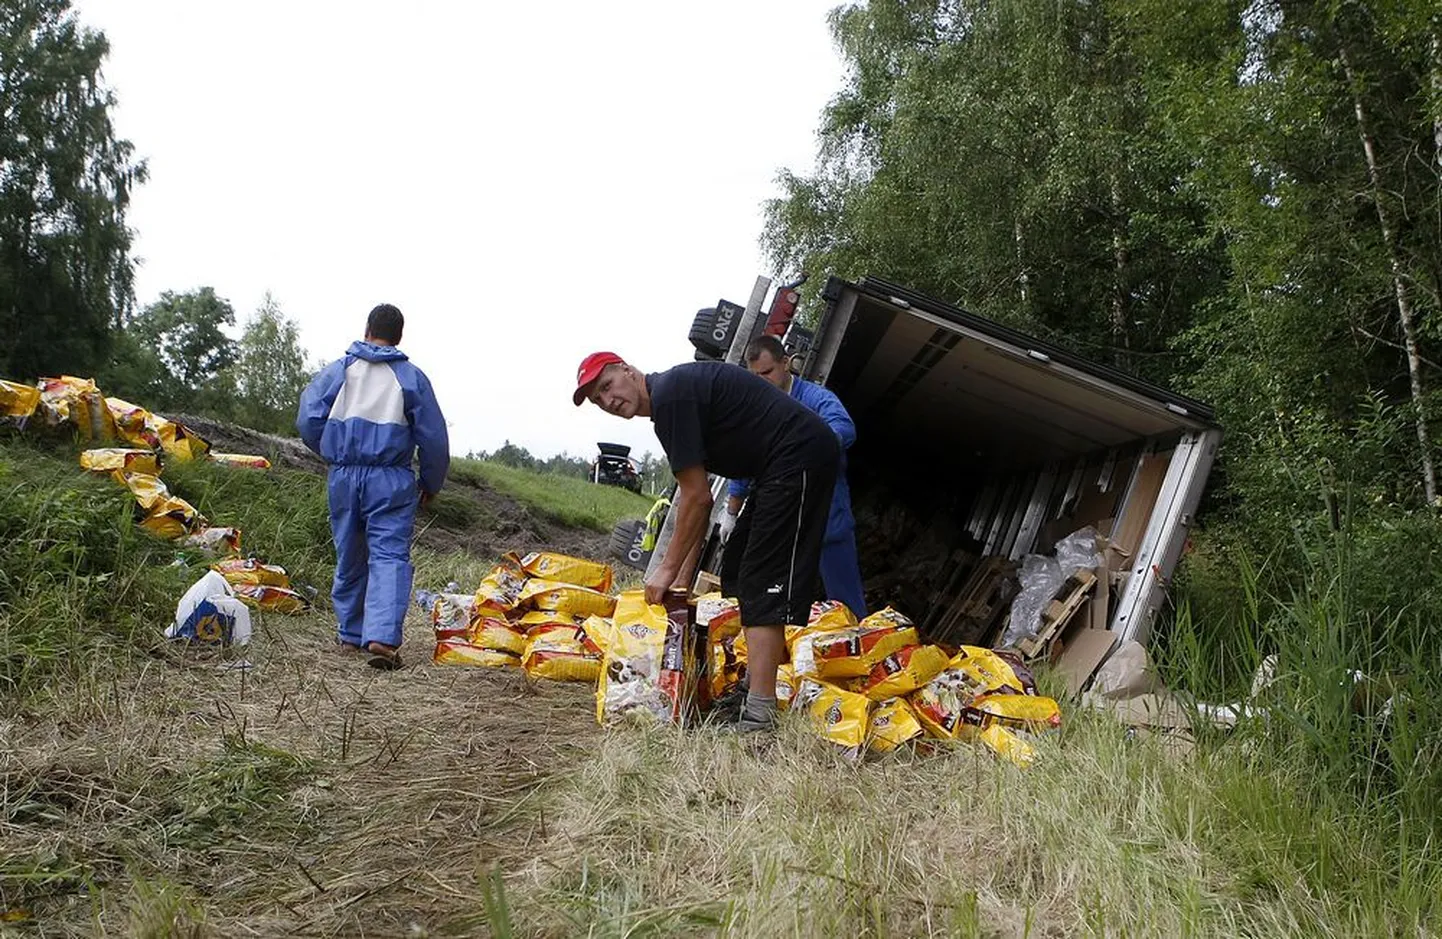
[71,1,846,463]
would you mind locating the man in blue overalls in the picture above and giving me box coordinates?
[297,304,449,669]
[723,334,867,619]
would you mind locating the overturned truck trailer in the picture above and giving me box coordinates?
[784,276,1221,676]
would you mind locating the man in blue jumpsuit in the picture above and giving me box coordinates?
[297,303,449,668]
[723,335,868,618]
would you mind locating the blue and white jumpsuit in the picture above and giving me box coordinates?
[297,341,449,649]
[729,376,867,618]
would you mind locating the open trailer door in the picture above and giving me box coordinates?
[798,276,1222,686]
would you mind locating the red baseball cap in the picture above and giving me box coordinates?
[572,351,625,406]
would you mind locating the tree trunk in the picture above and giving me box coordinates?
[1109,172,1132,372]
[1014,217,1029,312]
[1433,24,1442,173]
[1340,42,1438,505]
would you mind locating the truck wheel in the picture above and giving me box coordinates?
[688,308,724,358]
[610,518,649,570]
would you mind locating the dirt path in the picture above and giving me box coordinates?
[1,607,597,936]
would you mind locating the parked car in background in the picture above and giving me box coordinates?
[591,442,642,494]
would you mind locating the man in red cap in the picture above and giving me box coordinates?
[574,352,839,733]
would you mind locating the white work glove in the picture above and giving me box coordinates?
[718,509,738,544]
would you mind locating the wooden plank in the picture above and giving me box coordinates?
[1018,569,1096,657]
[930,556,1014,646]
[1089,551,1111,632]
[1110,449,1172,557]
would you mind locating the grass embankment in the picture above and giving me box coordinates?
[2,435,1440,935]
[450,458,655,532]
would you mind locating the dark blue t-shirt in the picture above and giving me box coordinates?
[648,361,838,481]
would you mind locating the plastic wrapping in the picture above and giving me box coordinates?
[1001,528,1103,647]
[78,448,160,476]
[0,379,41,428]
[1055,526,1103,577]
[179,527,242,556]
[1001,554,1062,648]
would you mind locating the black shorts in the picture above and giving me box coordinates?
[719,463,837,628]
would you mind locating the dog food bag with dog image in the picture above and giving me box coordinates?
[594,592,670,725]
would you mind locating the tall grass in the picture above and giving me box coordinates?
[451,457,655,531]
[1160,501,1442,931]
[0,437,190,696]
[510,707,1441,936]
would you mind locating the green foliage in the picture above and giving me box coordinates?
[107,287,237,414]
[450,457,654,531]
[0,0,146,381]
[224,293,313,436]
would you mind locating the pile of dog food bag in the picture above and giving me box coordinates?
[2,374,272,552]
[430,551,1062,767]
[2,374,308,626]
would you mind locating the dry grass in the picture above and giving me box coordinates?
[1,606,595,937]
[5,602,1439,937]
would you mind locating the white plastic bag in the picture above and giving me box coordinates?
[167,570,253,646]
[1000,527,1104,648]
[1001,554,1062,647]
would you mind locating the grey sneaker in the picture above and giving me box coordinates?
[707,683,750,725]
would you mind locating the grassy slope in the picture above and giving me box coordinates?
[449,457,655,532]
[2,436,1439,936]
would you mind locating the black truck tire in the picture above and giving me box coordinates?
[610,518,650,570]
[688,308,724,359]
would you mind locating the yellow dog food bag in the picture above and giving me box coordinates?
[860,644,950,701]
[519,579,617,618]
[79,448,160,477]
[522,624,602,682]
[794,678,872,750]
[434,641,520,668]
[511,551,614,593]
[867,696,924,752]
